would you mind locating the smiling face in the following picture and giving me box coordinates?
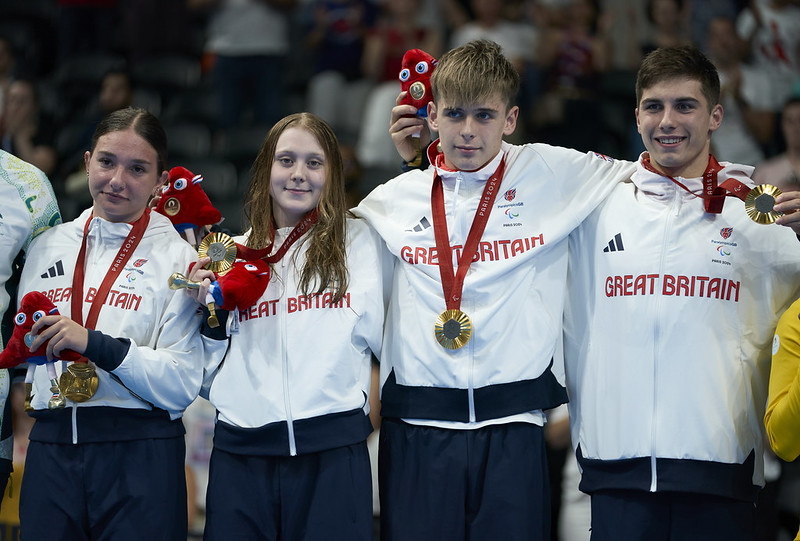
[428,93,518,171]
[86,128,167,223]
[269,127,328,228]
[636,77,723,178]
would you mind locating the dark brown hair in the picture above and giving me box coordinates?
[91,106,168,172]
[635,46,720,112]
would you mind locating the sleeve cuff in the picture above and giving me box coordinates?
[84,329,131,371]
[401,153,430,171]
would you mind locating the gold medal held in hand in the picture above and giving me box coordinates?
[60,362,100,402]
[745,184,783,224]
[434,309,472,350]
[198,232,237,273]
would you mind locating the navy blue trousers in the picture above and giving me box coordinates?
[590,489,757,541]
[20,437,187,541]
[204,441,373,541]
[378,419,551,541]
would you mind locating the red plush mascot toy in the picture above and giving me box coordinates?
[205,259,271,327]
[398,48,437,166]
[155,166,222,247]
[0,291,82,410]
[170,258,271,328]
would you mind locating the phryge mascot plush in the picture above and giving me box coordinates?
[205,258,271,327]
[155,166,222,247]
[170,257,272,328]
[160,165,272,328]
[0,291,83,410]
[398,48,437,166]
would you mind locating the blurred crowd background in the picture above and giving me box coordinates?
[0,0,798,230]
[1,0,800,539]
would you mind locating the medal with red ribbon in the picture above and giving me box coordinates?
[63,209,152,401]
[171,210,319,327]
[234,209,319,264]
[431,158,505,350]
[643,153,782,224]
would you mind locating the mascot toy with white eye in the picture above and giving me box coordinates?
[398,48,437,166]
[399,48,437,118]
[154,166,222,247]
[0,291,83,410]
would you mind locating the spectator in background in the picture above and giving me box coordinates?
[449,0,539,76]
[707,16,772,166]
[0,37,17,114]
[356,0,442,169]
[754,97,800,192]
[532,0,611,151]
[449,0,540,142]
[304,0,377,146]
[189,0,297,129]
[61,68,136,218]
[639,0,691,58]
[56,0,119,62]
[736,0,800,154]
[97,68,134,115]
[0,78,57,177]
[687,0,742,54]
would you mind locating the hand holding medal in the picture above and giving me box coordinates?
[643,154,784,224]
[171,211,319,326]
[0,291,89,409]
[745,184,783,224]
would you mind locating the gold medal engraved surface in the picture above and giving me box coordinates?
[164,197,181,217]
[164,197,181,216]
[745,184,783,224]
[60,363,99,402]
[434,309,472,350]
[409,81,426,101]
[198,232,237,273]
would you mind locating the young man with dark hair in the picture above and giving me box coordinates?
[564,45,800,541]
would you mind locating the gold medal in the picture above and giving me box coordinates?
[60,362,99,402]
[434,309,472,350]
[198,232,237,273]
[745,184,783,224]
[409,81,426,101]
[164,197,181,217]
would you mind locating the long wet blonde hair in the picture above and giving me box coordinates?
[244,113,349,302]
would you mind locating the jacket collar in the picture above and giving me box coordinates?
[428,139,505,187]
[631,152,755,201]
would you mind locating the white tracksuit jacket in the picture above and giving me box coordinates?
[354,141,635,425]
[564,155,800,502]
[203,217,389,456]
[0,150,60,476]
[19,208,226,443]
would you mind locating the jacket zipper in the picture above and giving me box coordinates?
[453,172,478,423]
[71,404,78,444]
[71,223,101,445]
[279,255,297,456]
[650,190,682,490]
